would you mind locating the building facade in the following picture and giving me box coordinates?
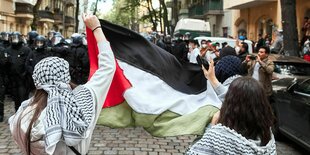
[78,0,88,33]
[166,0,228,37]
[0,0,76,37]
[224,0,310,41]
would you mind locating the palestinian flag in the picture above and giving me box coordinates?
[86,20,221,137]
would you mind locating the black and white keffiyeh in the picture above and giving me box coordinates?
[32,57,94,154]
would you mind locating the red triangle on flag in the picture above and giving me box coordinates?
[86,27,131,108]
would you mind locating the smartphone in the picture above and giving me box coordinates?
[249,55,256,60]
[196,56,209,70]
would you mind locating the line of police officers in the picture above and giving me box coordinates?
[0,31,89,122]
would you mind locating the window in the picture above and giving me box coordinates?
[222,27,228,37]
[295,79,310,95]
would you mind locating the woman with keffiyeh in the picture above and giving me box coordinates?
[9,14,116,155]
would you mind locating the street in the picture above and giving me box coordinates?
[0,98,308,155]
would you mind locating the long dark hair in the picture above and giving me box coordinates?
[25,89,48,155]
[24,82,77,155]
[218,77,274,146]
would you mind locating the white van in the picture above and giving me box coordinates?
[194,37,254,54]
[174,19,211,38]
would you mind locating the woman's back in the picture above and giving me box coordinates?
[187,124,276,155]
[186,77,276,155]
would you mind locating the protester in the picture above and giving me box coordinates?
[219,46,237,59]
[187,39,200,64]
[243,46,274,97]
[202,55,241,102]
[270,30,283,54]
[255,34,265,52]
[9,14,116,155]
[186,77,276,154]
[301,17,310,46]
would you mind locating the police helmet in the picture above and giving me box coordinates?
[1,32,10,41]
[35,35,46,49]
[51,34,64,46]
[11,32,21,45]
[184,32,191,40]
[27,31,39,42]
[164,35,171,43]
[71,33,83,46]
[47,30,56,40]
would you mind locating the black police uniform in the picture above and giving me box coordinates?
[70,45,89,85]
[27,31,39,51]
[0,47,8,121]
[7,42,31,111]
[171,39,189,63]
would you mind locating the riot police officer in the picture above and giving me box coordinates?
[0,46,8,122]
[70,33,89,85]
[7,32,31,111]
[26,35,51,75]
[47,30,56,47]
[27,31,39,50]
[26,35,51,93]
[164,35,172,53]
[50,33,71,62]
[0,32,11,48]
[171,34,188,63]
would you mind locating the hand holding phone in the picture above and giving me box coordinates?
[196,55,209,70]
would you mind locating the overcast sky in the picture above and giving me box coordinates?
[87,0,114,15]
[86,0,160,15]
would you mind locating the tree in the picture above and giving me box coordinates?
[75,0,80,32]
[159,0,170,35]
[31,0,43,30]
[280,0,299,56]
[93,0,107,15]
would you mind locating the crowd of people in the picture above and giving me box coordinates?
[2,14,303,154]
[0,29,90,122]
[145,31,277,154]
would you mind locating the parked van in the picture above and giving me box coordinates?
[194,36,254,54]
[174,18,211,38]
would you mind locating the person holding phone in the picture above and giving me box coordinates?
[243,46,274,97]
[186,77,276,154]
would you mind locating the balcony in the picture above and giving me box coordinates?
[15,2,33,18]
[38,10,54,20]
[166,0,173,8]
[65,16,75,26]
[65,0,76,6]
[224,0,277,10]
[54,11,63,24]
[203,0,224,15]
[188,4,204,19]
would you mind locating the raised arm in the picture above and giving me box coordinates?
[82,14,116,110]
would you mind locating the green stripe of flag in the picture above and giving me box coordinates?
[97,102,219,137]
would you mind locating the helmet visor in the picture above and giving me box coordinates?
[52,36,62,46]
[11,35,19,43]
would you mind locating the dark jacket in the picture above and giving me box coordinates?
[25,48,51,74]
[7,44,31,77]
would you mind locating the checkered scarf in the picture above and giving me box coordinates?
[215,55,241,83]
[32,57,93,154]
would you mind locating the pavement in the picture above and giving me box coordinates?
[0,97,308,155]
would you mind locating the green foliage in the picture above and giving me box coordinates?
[103,0,139,28]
